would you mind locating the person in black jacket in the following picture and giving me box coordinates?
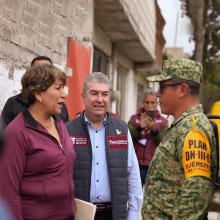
[0,56,69,131]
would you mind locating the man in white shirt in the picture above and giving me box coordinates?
[66,72,143,220]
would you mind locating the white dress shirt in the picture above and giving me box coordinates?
[84,113,143,220]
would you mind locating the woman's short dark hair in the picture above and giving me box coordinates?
[21,64,67,106]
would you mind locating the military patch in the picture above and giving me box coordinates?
[182,116,211,179]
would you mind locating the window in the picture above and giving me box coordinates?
[116,65,128,119]
[92,48,108,75]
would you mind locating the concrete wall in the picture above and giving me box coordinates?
[121,0,156,60]
[0,0,92,114]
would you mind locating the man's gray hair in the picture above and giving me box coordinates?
[142,89,157,101]
[83,72,110,94]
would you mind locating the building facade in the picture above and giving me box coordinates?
[0,0,92,114]
[0,0,166,122]
[75,0,166,121]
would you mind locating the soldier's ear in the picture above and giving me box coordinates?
[178,83,188,98]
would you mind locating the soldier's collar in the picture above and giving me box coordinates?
[170,104,203,128]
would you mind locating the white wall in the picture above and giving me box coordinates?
[0,62,25,115]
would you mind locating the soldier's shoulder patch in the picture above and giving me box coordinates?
[182,116,211,179]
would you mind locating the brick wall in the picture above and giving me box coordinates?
[0,0,92,113]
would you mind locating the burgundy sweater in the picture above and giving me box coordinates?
[0,108,76,219]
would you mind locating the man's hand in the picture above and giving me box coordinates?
[140,113,149,129]
[146,117,157,131]
[140,113,157,131]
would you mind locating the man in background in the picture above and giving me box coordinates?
[128,89,168,186]
[0,56,69,131]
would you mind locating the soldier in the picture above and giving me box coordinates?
[141,58,217,219]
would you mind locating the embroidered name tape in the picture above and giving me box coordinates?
[71,136,89,147]
[107,135,128,150]
[182,116,211,179]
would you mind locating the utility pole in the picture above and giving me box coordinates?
[194,0,205,63]
[173,11,179,58]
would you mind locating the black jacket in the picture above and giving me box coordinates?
[0,93,69,131]
[66,111,128,220]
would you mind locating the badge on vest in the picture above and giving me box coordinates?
[182,116,211,179]
[70,137,75,144]
[70,136,89,147]
[107,135,128,150]
[136,119,140,124]
[116,129,121,135]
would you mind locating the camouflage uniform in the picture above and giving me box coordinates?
[141,58,217,219]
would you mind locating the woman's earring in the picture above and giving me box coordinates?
[40,99,42,103]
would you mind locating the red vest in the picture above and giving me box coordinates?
[131,108,168,166]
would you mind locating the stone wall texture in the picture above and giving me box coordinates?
[0,0,92,113]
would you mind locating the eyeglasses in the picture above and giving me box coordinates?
[158,83,182,94]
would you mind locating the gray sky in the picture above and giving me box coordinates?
[158,0,195,56]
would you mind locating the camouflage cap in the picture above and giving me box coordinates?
[146,58,203,84]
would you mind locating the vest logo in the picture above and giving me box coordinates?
[116,129,121,135]
[136,119,140,124]
[70,136,89,147]
[107,135,128,150]
[70,137,75,144]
